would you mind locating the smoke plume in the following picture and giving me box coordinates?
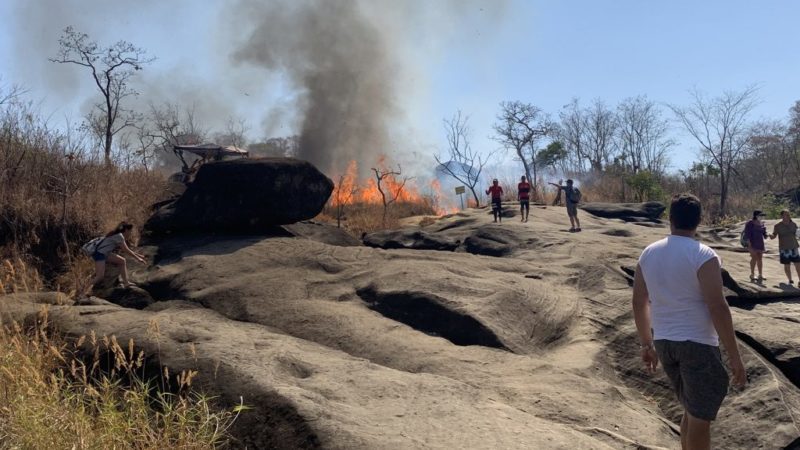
[6,0,507,176]
[231,0,398,174]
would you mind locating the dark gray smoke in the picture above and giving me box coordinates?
[7,0,507,176]
[232,0,397,174]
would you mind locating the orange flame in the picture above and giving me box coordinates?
[429,179,460,215]
[331,158,456,215]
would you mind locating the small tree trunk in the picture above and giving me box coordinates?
[719,170,728,218]
[469,188,480,208]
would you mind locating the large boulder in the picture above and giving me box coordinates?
[580,201,666,222]
[145,158,333,234]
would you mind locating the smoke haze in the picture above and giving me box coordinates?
[4,0,507,176]
[232,0,397,174]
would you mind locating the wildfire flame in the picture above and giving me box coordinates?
[330,159,458,215]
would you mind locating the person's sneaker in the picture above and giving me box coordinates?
[750,275,756,282]
[575,228,582,232]
[569,228,576,232]
[789,280,794,285]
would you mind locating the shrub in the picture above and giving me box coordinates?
[625,171,665,202]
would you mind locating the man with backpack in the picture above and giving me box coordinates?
[563,179,582,232]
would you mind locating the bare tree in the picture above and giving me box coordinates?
[43,122,90,265]
[0,79,25,107]
[148,103,207,171]
[670,86,759,217]
[493,101,553,194]
[50,26,154,164]
[787,100,800,179]
[213,116,250,149]
[249,136,300,157]
[371,165,410,226]
[741,120,794,191]
[557,98,589,173]
[584,99,618,172]
[617,96,674,175]
[333,175,357,228]
[434,111,492,207]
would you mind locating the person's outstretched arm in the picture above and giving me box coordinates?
[120,240,146,264]
[697,258,747,387]
[632,265,658,373]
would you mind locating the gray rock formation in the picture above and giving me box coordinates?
[145,158,334,235]
[580,201,666,222]
[3,204,800,448]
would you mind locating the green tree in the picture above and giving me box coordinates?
[536,141,567,170]
[625,171,663,202]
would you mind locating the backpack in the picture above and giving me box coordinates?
[81,237,105,256]
[739,229,749,248]
[569,188,582,204]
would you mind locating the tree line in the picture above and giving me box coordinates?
[28,26,800,221]
[438,88,800,219]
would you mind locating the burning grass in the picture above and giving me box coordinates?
[323,159,448,236]
[0,261,240,449]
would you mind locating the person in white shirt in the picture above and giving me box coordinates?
[632,193,746,450]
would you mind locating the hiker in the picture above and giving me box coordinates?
[562,179,581,232]
[518,175,531,222]
[486,179,504,223]
[770,209,800,285]
[743,210,768,283]
[633,193,746,450]
[548,179,563,206]
[84,221,146,293]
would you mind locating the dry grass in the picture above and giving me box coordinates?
[0,258,45,295]
[0,98,166,285]
[0,261,239,449]
[321,199,439,236]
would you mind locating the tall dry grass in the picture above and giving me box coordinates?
[0,95,165,285]
[0,260,239,449]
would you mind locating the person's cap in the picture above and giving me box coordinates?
[754,210,765,217]
[566,179,573,184]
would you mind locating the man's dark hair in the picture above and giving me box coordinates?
[669,194,702,230]
[566,179,573,185]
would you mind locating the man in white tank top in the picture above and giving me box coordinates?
[633,193,746,450]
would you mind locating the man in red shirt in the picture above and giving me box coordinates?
[486,179,504,223]
[518,175,531,223]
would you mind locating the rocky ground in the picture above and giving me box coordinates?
[1,161,799,449]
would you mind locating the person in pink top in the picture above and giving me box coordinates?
[744,210,768,283]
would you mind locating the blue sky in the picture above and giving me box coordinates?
[1,0,798,173]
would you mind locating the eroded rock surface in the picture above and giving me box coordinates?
[4,202,800,448]
[580,202,666,222]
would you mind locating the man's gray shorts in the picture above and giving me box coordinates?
[566,202,578,217]
[654,340,729,421]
